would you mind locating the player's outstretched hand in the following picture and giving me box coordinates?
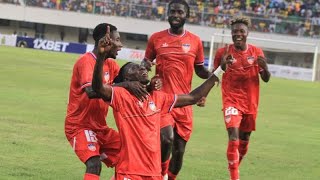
[149,74,162,91]
[220,45,235,71]
[257,56,268,71]
[126,81,149,101]
[97,25,114,58]
[141,59,156,71]
[196,97,206,107]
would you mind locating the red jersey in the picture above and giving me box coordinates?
[214,44,264,114]
[65,52,120,139]
[109,87,177,176]
[144,29,204,94]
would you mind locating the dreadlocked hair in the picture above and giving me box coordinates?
[168,0,190,18]
[113,62,133,83]
[230,17,251,27]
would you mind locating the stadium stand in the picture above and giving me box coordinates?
[7,0,319,38]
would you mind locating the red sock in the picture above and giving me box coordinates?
[239,140,249,165]
[168,171,177,180]
[227,140,240,180]
[84,173,99,180]
[161,159,170,176]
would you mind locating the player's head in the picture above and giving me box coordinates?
[230,17,250,50]
[93,23,123,59]
[114,62,150,85]
[168,0,189,29]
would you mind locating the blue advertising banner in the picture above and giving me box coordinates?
[16,36,87,54]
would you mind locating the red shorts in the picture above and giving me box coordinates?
[161,106,193,141]
[223,106,257,132]
[68,128,120,167]
[115,173,162,180]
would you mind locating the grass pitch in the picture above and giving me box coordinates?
[0,46,319,180]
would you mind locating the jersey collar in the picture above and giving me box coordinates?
[89,52,97,60]
[167,29,186,37]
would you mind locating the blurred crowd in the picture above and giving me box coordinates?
[2,0,320,38]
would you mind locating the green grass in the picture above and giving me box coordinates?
[0,46,319,180]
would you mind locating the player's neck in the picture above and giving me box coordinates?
[169,27,185,36]
[234,44,248,51]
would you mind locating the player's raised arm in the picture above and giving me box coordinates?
[92,25,113,101]
[174,69,221,107]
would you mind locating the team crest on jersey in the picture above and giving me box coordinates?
[104,72,110,83]
[182,44,190,53]
[149,101,157,111]
[88,143,96,151]
[247,56,255,64]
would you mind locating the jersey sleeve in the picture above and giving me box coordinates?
[77,57,94,89]
[194,37,204,65]
[144,34,156,61]
[213,48,225,70]
[157,92,177,114]
[256,47,265,72]
[109,87,123,112]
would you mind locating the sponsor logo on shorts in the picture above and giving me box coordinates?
[88,143,96,151]
[225,115,231,123]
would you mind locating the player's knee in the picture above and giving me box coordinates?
[85,156,101,175]
[162,133,174,146]
[161,126,174,145]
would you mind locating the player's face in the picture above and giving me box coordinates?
[231,23,248,50]
[168,3,187,29]
[126,63,150,85]
[108,31,123,59]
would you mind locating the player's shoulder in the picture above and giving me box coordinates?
[150,29,168,38]
[186,30,201,40]
[216,45,228,54]
[248,44,262,51]
[74,52,93,65]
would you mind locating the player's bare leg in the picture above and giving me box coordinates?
[238,131,251,165]
[227,128,240,180]
[84,156,101,180]
[168,130,187,180]
[161,125,174,177]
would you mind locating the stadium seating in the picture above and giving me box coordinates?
[1,0,320,38]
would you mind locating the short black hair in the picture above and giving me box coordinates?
[92,23,117,47]
[230,17,250,27]
[113,62,133,83]
[168,0,190,18]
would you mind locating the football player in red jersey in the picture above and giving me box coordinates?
[65,23,150,180]
[141,0,212,179]
[92,34,220,179]
[213,17,271,180]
